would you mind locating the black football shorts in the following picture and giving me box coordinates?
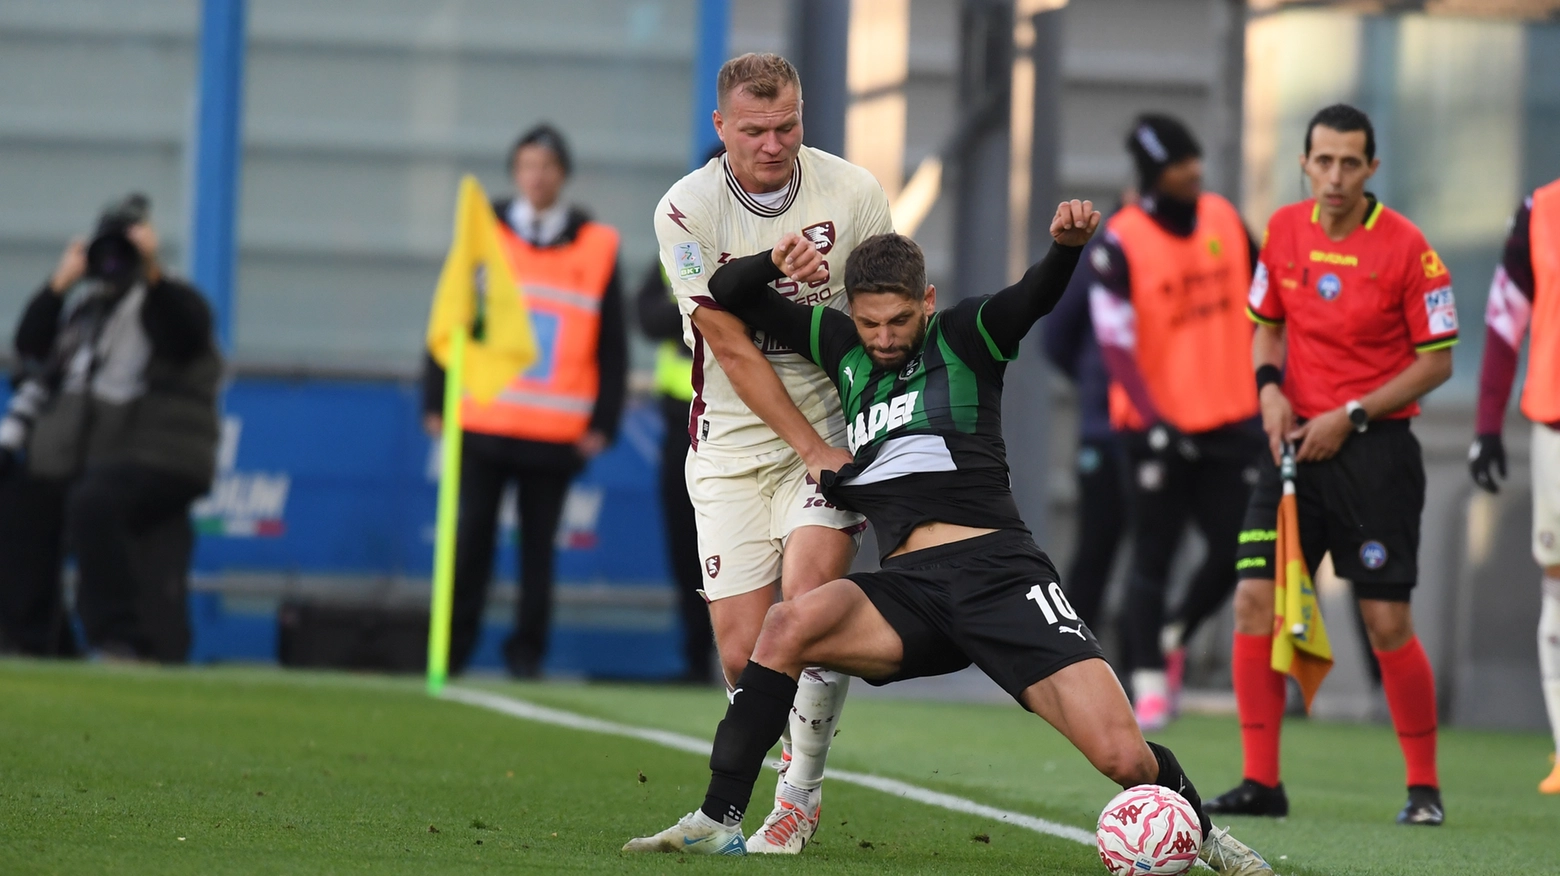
[1235,419,1425,600]
[847,529,1105,706]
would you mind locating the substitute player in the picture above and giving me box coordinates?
[625,205,1273,874]
[1088,114,1263,729]
[1212,104,1454,825]
[1468,178,1560,793]
[652,52,894,853]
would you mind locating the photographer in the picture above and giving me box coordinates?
[0,195,222,662]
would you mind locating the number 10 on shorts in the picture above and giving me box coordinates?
[1026,582,1079,625]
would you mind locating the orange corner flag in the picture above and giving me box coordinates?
[1270,452,1333,712]
[425,175,536,403]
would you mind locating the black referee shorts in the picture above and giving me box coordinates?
[1234,419,1425,600]
[847,529,1105,706]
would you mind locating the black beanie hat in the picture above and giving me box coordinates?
[1126,114,1201,192]
[510,123,572,177]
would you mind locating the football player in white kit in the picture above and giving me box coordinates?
[652,52,893,853]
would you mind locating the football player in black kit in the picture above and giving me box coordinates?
[623,200,1271,874]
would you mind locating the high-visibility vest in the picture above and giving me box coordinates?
[1106,193,1258,433]
[461,219,619,443]
[654,340,694,403]
[1524,178,1560,423]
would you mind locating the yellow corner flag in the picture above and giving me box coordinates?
[424,176,536,695]
[425,175,537,403]
[1270,450,1333,712]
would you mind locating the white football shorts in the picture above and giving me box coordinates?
[685,444,865,601]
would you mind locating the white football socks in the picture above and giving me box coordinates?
[783,667,850,791]
[1540,577,1560,756]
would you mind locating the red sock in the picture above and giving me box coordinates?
[1375,636,1439,788]
[1232,632,1285,787]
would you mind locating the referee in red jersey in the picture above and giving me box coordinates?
[1209,105,1455,826]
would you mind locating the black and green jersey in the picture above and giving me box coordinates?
[708,243,1083,558]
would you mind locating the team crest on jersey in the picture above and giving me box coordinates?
[1360,540,1388,570]
[899,354,923,381]
[801,221,837,254]
[1317,272,1342,301]
[704,555,721,579]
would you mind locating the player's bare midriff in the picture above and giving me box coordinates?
[886,521,1000,559]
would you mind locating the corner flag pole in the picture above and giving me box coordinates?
[427,325,466,695]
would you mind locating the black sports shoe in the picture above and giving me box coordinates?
[1396,785,1444,826]
[1204,779,1289,817]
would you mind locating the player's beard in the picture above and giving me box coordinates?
[867,318,928,372]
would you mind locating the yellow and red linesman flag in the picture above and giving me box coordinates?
[1270,452,1333,712]
[425,175,537,402]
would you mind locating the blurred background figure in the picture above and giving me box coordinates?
[1469,177,1560,793]
[0,194,221,662]
[637,257,714,685]
[1044,188,1135,635]
[421,124,627,679]
[1087,115,1263,730]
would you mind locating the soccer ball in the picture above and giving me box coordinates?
[1095,784,1202,875]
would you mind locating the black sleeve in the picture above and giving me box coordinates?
[1503,198,1535,300]
[588,259,628,440]
[140,278,215,363]
[1244,222,1261,280]
[968,242,1085,359]
[707,252,858,375]
[421,351,445,418]
[635,262,683,342]
[14,283,65,360]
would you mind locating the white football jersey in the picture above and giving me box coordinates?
[655,146,893,458]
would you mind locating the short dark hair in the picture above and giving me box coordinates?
[1304,103,1375,161]
[508,123,572,176]
[844,234,927,302]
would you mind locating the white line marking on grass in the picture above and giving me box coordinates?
[441,686,1094,847]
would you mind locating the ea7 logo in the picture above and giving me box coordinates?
[705,555,721,579]
[801,221,836,255]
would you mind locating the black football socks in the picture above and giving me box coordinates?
[700,661,798,827]
[1148,741,1213,838]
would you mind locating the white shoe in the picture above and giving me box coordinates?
[745,794,820,854]
[1198,825,1273,875]
[623,810,746,855]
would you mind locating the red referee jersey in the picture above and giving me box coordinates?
[1247,197,1458,420]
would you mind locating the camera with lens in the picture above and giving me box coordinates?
[84,193,151,286]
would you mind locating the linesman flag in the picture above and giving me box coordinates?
[1270,449,1333,712]
[425,175,537,402]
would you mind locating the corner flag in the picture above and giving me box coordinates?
[425,175,537,403]
[1270,449,1333,712]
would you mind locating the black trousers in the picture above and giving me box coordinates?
[659,395,713,682]
[0,474,73,656]
[1121,425,1263,673]
[449,433,581,676]
[67,464,204,662]
[1060,435,1129,631]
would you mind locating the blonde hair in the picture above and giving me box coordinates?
[717,53,802,111]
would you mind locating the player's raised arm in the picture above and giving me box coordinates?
[974,200,1099,356]
[708,233,836,364]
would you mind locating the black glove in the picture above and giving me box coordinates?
[1468,433,1506,494]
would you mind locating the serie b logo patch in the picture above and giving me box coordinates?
[1360,540,1388,570]
[704,555,722,579]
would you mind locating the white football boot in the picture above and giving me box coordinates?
[622,810,746,855]
[744,790,820,854]
[1198,825,1273,875]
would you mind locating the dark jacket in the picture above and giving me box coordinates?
[6,276,222,485]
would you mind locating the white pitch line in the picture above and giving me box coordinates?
[441,685,1094,847]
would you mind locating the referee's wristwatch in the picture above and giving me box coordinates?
[1345,399,1369,433]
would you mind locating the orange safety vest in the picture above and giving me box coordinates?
[1106,193,1258,433]
[1524,179,1560,424]
[461,219,619,444]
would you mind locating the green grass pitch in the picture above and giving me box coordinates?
[2,660,1554,874]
